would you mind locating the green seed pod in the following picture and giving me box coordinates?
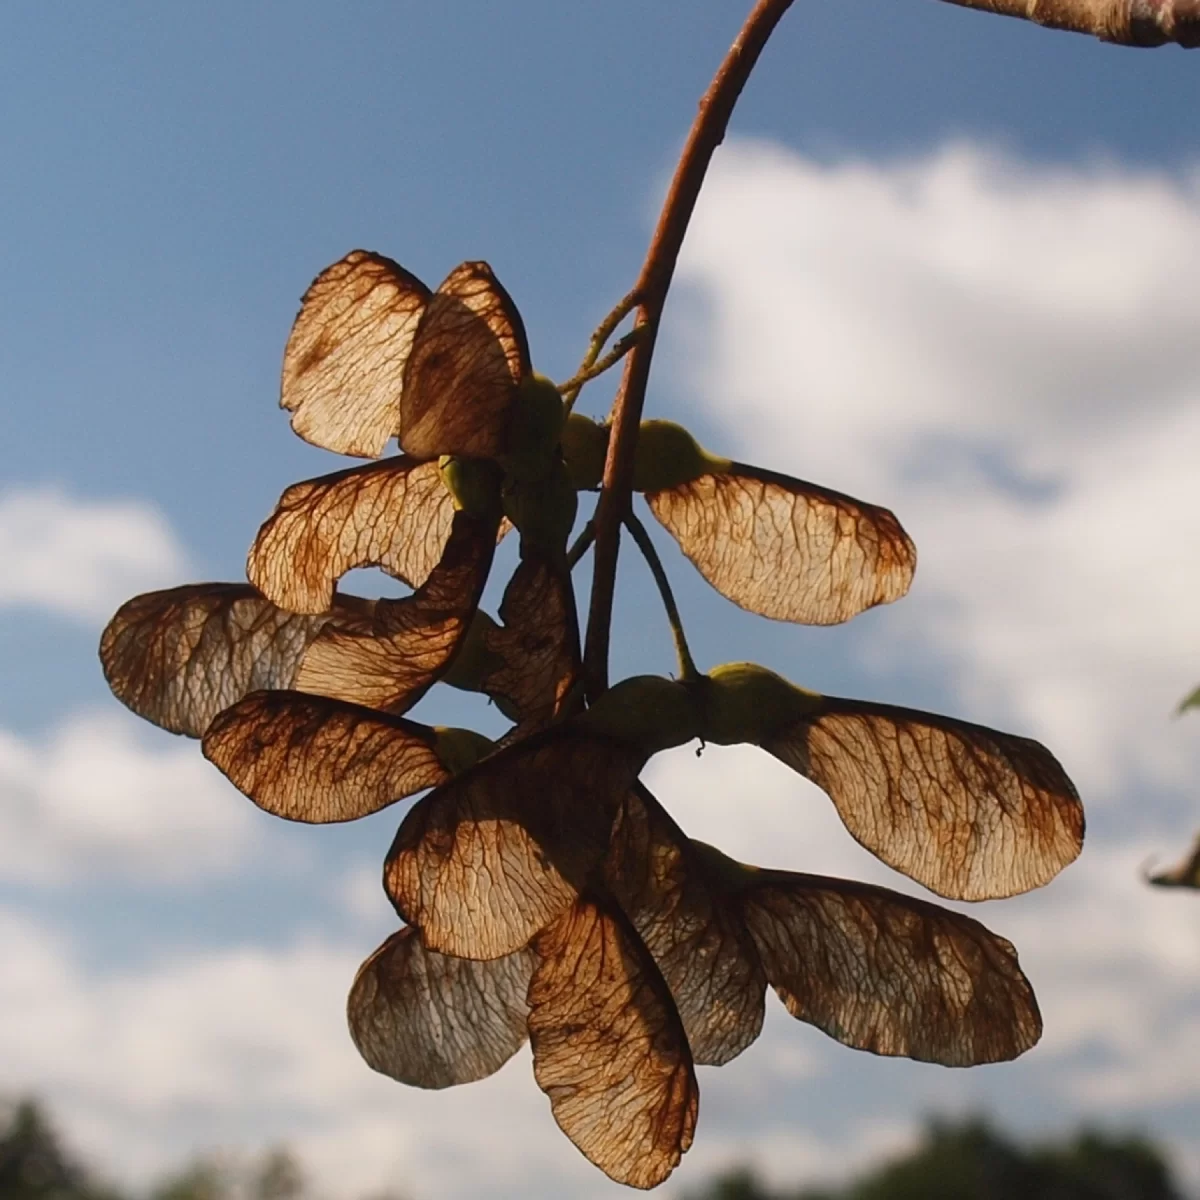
[688,838,761,892]
[438,455,504,520]
[502,457,578,555]
[503,372,565,482]
[439,610,503,689]
[578,674,701,755]
[700,661,822,747]
[632,420,732,493]
[432,726,495,776]
[561,413,610,491]
[439,611,520,718]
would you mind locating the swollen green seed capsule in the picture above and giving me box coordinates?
[438,456,503,519]
[631,420,732,492]
[432,726,495,776]
[688,838,760,892]
[701,662,822,746]
[502,457,578,555]
[561,413,610,491]
[578,674,701,755]
[440,611,522,723]
[441,611,497,679]
[504,373,565,482]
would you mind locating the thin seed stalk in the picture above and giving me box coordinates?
[624,512,698,681]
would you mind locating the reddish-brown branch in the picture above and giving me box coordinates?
[582,0,795,698]
[937,0,1198,45]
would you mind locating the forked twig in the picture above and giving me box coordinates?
[561,288,641,412]
[557,326,648,401]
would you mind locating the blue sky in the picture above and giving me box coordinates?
[2,4,1200,1197]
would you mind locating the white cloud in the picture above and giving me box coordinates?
[0,485,190,624]
[332,861,393,927]
[0,711,258,884]
[997,836,1200,1106]
[672,140,1200,804]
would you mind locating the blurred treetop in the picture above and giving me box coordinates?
[683,1118,1186,1200]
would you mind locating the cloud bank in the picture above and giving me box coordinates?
[0,712,258,884]
[0,486,190,624]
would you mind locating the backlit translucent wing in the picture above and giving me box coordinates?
[480,552,581,737]
[281,251,431,457]
[647,464,915,624]
[604,787,765,1065]
[528,892,698,1189]
[765,698,1083,900]
[99,583,371,737]
[294,510,498,713]
[399,262,530,461]
[386,732,643,961]
[247,457,453,614]
[348,926,534,1088]
[202,690,449,822]
[741,872,1041,1065]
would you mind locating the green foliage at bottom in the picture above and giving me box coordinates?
[0,1100,1184,1200]
[683,1119,1184,1200]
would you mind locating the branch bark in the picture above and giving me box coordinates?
[937,0,1199,46]
[582,0,795,698]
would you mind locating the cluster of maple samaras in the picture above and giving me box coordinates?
[99,250,1085,1190]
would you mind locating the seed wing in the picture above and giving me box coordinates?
[742,872,1041,1065]
[248,457,452,613]
[647,464,914,624]
[294,511,498,714]
[604,787,765,1066]
[349,926,534,1088]
[386,732,642,960]
[100,583,371,737]
[528,892,698,1189]
[765,698,1083,900]
[281,250,430,457]
[399,261,530,460]
[202,690,449,822]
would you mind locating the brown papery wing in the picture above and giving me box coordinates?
[348,926,534,1089]
[281,251,431,458]
[741,873,1041,1065]
[399,261,530,461]
[99,583,371,738]
[202,690,448,822]
[248,457,453,614]
[294,510,498,713]
[604,787,765,1066]
[528,893,698,1190]
[647,464,915,625]
[386,732,643,961]
[765,698,1083,901]
[481,552,581,737]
